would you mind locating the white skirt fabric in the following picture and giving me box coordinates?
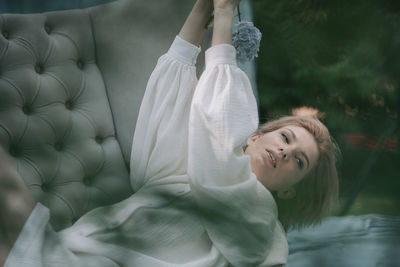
[5,36,288,267]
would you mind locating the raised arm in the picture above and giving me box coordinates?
[187,1,289,265]
[212,0,240,46]
[130,1,213,190]
[178,0,213,47]
[178,0,239,47]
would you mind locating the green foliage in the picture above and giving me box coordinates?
[253,0,399,136]
[252,0,400,215]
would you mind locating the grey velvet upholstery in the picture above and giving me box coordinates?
[0,0,205,231]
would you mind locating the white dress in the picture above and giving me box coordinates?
[5,36,288,267]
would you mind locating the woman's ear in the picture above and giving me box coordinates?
[247,132,262,145]
[277,188,296,200]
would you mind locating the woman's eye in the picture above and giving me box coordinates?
[296,158,304,169]
[281,133,289,144]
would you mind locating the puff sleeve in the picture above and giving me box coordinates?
[130,36,200,191]
[188,44,288,266]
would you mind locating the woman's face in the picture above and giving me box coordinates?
[244,126,319,195]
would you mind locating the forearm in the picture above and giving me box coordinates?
[212,7,234,46]
[178,0,213,47]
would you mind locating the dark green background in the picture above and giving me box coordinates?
[253,0,400,216]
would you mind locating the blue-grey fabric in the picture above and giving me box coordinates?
[286,214,400,267]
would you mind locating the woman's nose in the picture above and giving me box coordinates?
[278,148,286,158]
[279,147,292,159]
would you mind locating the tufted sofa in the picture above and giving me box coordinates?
[0,0,208,231]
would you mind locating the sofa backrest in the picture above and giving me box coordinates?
[0,4,133,231]
[0,0,207,231]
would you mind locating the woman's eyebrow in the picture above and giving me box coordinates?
[287,128,310,169]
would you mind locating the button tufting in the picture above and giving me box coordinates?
[83,177,92,186]
[9,145,20,157]
[95,136,103,144]
[41,183,50,192]
[65,100,73,110]
[22,104,32,115]
[71,217,79,224]
[44,24,51,34]
[2,30,9,39]
[54,142,63,151]
[35,63,44,74]
[77,60,84,69]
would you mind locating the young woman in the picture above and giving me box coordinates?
[1,0,339,266]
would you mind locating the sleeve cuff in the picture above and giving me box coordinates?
[167,35,201,66]
[205,44,237,68]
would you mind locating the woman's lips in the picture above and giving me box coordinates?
[265,149,278,168]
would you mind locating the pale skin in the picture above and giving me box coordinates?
[179,0,240,47]
[245,126,319,199]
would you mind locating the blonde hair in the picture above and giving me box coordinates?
[259,116,341,230]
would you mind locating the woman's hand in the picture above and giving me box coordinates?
[213,0,240,11]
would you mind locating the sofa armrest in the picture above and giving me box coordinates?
[0,145,35,265]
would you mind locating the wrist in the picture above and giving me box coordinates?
[212,8,234,46]
[214,7,235,18]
